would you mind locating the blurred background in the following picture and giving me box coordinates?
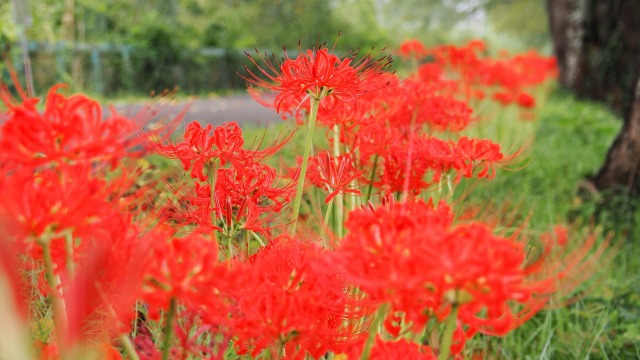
[0,0,548,98]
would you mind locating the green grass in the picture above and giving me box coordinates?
[459,90,640,359]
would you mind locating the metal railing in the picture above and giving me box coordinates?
[3,40,253,96]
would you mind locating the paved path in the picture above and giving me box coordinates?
[109,94,283,128]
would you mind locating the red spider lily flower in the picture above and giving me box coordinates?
[378,80,473,132]
[492,91,515,106]
[305,152,365,203]
[372,133,506,195]
[243,45,393,116]
[159,161,295,237]
[418,63,445,83]
[0,165,122,274]
[142,229,229,321]
[336,199,607,348]
[398,39,429,60]
[229,236,365,359]
[37,340,123,360]
[0,84,136,170]
[516,92,536,109]
[452,137,505,180]
[369,336,436,360]
[171,311,227,360]
[62,228,149,348]
[215,162,296,236]
[142,121,291,182]
[159,181,220,231]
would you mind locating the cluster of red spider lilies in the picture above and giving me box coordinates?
[0,38,605,360]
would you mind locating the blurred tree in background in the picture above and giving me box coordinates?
[0,0,552,96]
[548,0,640,194]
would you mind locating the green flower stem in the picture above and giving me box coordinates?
[290,95,320,235]
[207,163,218,225]
[162,297,177,360]
[438,304,460,360]
[364,154,378,203]
[248,229,266,247]
[41,241,68,350]
[319,197,334,247]
[119,334,140,360]
[64,232,75,277]
[207,163,225,259]
[332,125,344,239]
[360,304,387,360]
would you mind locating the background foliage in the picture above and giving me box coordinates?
[1,0,551,97]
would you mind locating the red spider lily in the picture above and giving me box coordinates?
[243,46,393,116]
[0,234,28,319]
[371,133,506,195]
[452,137,505,180]
[0,165,122,273]
[336,199,606,349]
[142,229,230,321]
[142,121,290,182]
[159,180,220,230]
[377,80,473,131]
[492,91,514,106]
[229,236,366,359]
[418,63,445,83]
[370,336,436,360]
[0,163,152,353]
[398,39,429,60]
[305,152,365,203]
[62,229,148,348]
[215,162,296,236]
[141,310,226,360]
[0,84,136,170]
[411,41,556,109]
[38,342,123,360]
[158,161,294,237]
[517,92,536,109]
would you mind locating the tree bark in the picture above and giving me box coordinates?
[592,69,640,193]
[548,0,640,193]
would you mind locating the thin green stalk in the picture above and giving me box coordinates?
[248,229,266,247]
[207,163,225,261]
[438,304,459,360]
[360,305,387,360]
[227,235,233,261]
[364,154,378,203]
[207,163,218,227]
[320,197,334,247]
[349,179,358,211]
[119,334,140,360]
[64,232,75,276]
[162,297,178,360]
[41,241,68,350]
[332,125,344,239]
[290,96,320,234]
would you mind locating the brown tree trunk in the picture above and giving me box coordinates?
[592,71,640,193]
[548,0,640,193]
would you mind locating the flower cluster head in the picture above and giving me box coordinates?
[398,39,429,60]
[0,84,136,170]
[244,43,393,118]
[142,119,294,237]
[336,199,605,352]
[305,151,365,203]
[228,236,364,359]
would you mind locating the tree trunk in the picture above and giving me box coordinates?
[592,71,640,193]
[547,0,640,193]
